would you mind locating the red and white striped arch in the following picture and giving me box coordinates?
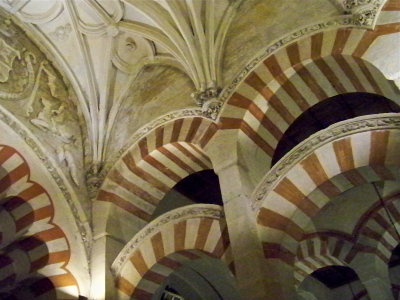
[294,235,355,287]
[98,116,218,223]
[219,18,400,186]
[0,145,79,299]
[113,205,232,300]
[355,195,400,263]
[257,128,400,266]
[295,191,400,287]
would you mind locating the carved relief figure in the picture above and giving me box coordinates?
[0,38,20,82]
[0,38,36,100]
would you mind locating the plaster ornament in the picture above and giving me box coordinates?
[192,87,223,120]
[30,98,74,143]
[24,61,73,141]
[0,47,37,101]
[0,38,19,82]
[58,142,80,186]
[106,23,119,37]
[49,24,72,41]
[125,37,137,52]
[202,98,223,121]
[343,0,381,26]
[86,162,104,199]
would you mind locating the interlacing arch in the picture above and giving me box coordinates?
[294,235,355,287]
[218,18,400,187]
[0,145,78,299]
[256,126,400,266]
[293,190,400,286]
[98,116,218,224]
[356,194,400,263]
[112,204,232,300]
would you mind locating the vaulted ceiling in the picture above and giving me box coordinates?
[0,0,385,188]
[0,0,246,169]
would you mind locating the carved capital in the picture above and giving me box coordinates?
[86,163,104,199]
[192,87,223,120]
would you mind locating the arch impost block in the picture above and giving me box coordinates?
[343,0,387,28]
[252,113,400,211]
[110,204,224,277]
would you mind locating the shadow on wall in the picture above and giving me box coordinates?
[152,169,223,220]
[153,255,239,300]
[271,92,400,166]
[0,165,56,299]
[0,275,57,299]
[299,265,366,300]
[389,244,400,299]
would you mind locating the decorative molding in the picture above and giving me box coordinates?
[192,87,223,120]
[343,0,382,27]
[121,0,241,107]
[49,23,72,41]
[0,105,91,252]
[0,16,84,190]
[0,8,89,254]
[252,113,400,211]
[16,0,64,24]
[111,204,224,277]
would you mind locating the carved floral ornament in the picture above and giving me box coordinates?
[343,0,383,26]
[252,114,400,212]
[111,204,224,276]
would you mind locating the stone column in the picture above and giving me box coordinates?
[361,277,394,300]
[351,253,394,300]
[91,201,122,300]
[206,130,297,300]
[216,162,268,299]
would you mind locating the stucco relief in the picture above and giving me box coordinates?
[343,0,382,26]
[0,16,83,188]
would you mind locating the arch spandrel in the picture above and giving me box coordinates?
[0,11,85,195]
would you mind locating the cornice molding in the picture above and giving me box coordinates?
[111,204,224,277]
[252,113,400,211]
